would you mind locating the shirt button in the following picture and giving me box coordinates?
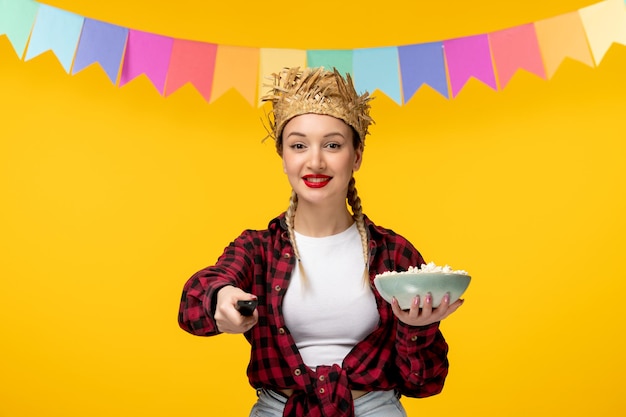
[294,369,301,376]
[319,388,325,394]
[318,375,325,381]
[278,328,285,335]
[274,285,282,292]
[411,335,418,342]
[283,253,291,259]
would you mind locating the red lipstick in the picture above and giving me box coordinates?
[302,174,331,188]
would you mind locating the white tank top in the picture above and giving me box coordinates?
[283,223,379,369]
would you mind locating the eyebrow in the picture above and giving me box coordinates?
[285,131,346,139]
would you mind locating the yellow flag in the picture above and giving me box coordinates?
[257,48,307,106]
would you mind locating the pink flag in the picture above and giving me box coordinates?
[489,24,546,88]
[165,39,217,101]
[444,34,497,97]
[119,30,174,94]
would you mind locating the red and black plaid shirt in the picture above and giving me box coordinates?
[179,214,449,417]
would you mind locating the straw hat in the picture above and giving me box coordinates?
[262,67,374,150]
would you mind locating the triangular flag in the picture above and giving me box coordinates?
[307,49,353,76]
[119,29,174,94]
[72,19,128,84]
[211,45,259,105]
[579,0,626,65]
[165,39,217,102]
[258,48,306,105]
[0,0,39,58]
[398,42,448,101]
[534,11,594,78]
[444,34,497,97]
[24,4,84,73]
[489,23,546,88]
[353,47,402,104]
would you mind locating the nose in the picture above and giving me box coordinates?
[308,146,326,170]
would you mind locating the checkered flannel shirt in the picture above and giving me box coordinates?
[179,213,449,417]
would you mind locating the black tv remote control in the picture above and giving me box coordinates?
[236,299,258,316]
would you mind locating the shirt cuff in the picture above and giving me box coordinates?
[396,321,440,351]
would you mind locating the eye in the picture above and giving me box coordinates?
[326,142,341,150]
[289,143,306,150]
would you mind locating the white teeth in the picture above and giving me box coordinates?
[306,177,328,183]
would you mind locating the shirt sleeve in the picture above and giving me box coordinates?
[178,230,258,336]
[393,321,449,397]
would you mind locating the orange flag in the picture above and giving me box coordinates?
[534,11,594,78]
[211,45,260,105]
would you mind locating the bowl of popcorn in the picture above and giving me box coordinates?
[374,262,471,309]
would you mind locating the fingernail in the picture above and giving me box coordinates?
[425,293,432,304]
[413,296,420,306]
[443,292,450,303]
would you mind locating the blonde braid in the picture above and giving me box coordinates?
[347,177,370,284]
[285,190,307,283]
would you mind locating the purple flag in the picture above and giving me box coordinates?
[444,34,497,97]
[398,42,448,101]
[72,19,128,83]
[119,30,174,94]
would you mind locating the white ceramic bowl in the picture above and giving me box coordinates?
[374,272,471,309]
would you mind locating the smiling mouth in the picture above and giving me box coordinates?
[303,175,331,188]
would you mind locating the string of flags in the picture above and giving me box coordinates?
[1,0,626,105]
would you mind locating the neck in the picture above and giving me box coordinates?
[293,202,354,237]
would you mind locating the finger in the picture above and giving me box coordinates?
[242,317,257,332]
[437,292,451,310]
[436,298,465,322]
[421,292,433,316]
[407,295,421,318]
[443,299,465,317]
[391,297,403,316]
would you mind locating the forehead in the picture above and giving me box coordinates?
[283,114,352,135]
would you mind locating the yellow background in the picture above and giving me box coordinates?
[2,0,625,415]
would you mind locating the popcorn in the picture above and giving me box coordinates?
[375,262,468,278]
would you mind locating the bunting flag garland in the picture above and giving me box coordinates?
[534,12,595,79]
[211,45,259,105]
[398,42,448,101]
[444,34,497,97]
[579,0,626,64]
[72,19,128,84]
[488,24,546,89]
[119,30,174,94]
[24,4,83,73]
[2,0,626,105]
[258,48,306,104]
[0,0,38,57]
[353,47,403,104]
[307,49,354,78]
[165,39,217,101]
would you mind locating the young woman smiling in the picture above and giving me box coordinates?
[178,67,463,417]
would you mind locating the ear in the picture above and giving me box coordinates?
[282,156,287,173]
[353,143,364,172]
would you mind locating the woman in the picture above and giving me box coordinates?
[178,67,464,417]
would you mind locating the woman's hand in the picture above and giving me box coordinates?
[391,292,464,327]
[215,286,258,334]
